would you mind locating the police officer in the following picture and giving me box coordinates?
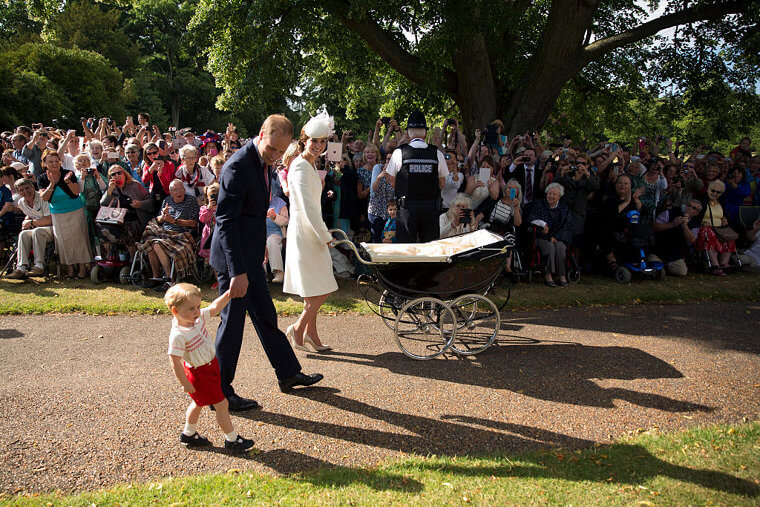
[385,111,448,242]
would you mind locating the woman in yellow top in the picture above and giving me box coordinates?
[695,179,735,276]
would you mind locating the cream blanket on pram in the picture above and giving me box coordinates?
[360,230,505,263]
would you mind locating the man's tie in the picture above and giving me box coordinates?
[525,165,533,202]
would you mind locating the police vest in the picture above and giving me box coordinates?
[396,143,440,201]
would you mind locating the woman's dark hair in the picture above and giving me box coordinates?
[0,165,23,181]
[143,142,159,163]
[480,155,494,169]
[297,128,309,154]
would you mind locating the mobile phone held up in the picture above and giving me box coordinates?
[509,187,516,200]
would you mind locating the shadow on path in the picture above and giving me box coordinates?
[306,344,713,412]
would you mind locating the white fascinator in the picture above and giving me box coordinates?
[303,104,334,139]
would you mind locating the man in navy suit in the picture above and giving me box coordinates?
[210,114,323,412]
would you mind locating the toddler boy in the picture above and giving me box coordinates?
[383,199,398,243]
[166,283,254,451]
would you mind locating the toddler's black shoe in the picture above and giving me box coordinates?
[180,432,211,447]
[224,435,254,452]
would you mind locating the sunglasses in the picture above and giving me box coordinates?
[146,151,158,156]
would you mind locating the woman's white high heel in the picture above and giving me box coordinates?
[287,324,309,352]
[304,334,332,352]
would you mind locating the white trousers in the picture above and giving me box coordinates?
[17,227,54,270]
[266,234,284,272]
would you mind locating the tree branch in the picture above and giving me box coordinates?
[583,0,749,63]
[323,0,458,96]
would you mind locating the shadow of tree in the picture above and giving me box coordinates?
[306,344,712,411]
[195,445,423,492]
[241,387,595,457]
[0,328,23,339]
[501,302,760,354]
[409,440,759,497]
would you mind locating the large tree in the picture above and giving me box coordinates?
[192,0,756,136]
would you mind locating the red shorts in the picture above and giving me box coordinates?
[183,357,226,407]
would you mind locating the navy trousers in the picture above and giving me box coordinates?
[215,264,301,397]
[397,200,439,243]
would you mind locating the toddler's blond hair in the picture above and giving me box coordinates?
[164,283,202,310]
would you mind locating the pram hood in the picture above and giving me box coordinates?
[360,230,507,263]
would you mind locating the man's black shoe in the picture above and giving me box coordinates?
[278,372,324,393]
[225,435,255,452]
[227,393,261,412]
[180,432,211,447]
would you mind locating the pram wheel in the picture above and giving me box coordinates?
[614,266,631,284]
[449,294,500,356]
[568,269,581,284]
[119,266,131,285]
[90,265,105,284]
[394,297,456,360]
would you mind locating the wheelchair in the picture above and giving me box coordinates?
[90,220,139,284]
[125,222,214,289]
[607,210,665,283]
[513,224,581,284]
[1,234,57,278]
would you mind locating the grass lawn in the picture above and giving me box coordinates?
[5,421,758,505]
[0,270,758,316]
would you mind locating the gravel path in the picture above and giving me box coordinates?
[1,301,758,494]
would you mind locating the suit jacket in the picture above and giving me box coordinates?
[508,162,542,205]
[209,140,270,277]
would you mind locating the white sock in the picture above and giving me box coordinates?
[225,431,238,442]
[183,423,197,436]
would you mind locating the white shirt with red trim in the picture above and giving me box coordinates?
[167,307,216,367]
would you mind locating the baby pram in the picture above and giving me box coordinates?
[331,229,513,360]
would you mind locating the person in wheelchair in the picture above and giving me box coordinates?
[600,174,658,272]
[138,180,199,287]
[97,166,151,259]
[6,178,53,279]
[526,182,575,287]
[475,178,522,273]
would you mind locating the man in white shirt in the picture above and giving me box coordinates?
[6,178,53,279]
[385,111,448,242]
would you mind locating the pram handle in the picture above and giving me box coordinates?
[329,229,381,266]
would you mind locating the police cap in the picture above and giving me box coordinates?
[406,110,427,130]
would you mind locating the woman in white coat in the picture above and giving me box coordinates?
[283,109,339,352]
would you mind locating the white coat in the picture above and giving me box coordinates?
[283,155,338,297]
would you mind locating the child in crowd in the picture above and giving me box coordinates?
[382,199,397,243]
[166,283,254,452]
[198,184,219,288]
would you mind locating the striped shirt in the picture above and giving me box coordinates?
[167,307,215,367]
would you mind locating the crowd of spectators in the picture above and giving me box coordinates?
[1,113,758,289]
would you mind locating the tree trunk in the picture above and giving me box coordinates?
[501,0,598,137]
[450,32,499,138]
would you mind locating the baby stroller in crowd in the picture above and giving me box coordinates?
[610,209,665,283]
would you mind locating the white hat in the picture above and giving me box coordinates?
[303,104,334,139]
[10,162,27,171]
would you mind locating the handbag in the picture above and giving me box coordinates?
[707,203,738,241]
[713,225,739,242]
[95,206,128,225]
